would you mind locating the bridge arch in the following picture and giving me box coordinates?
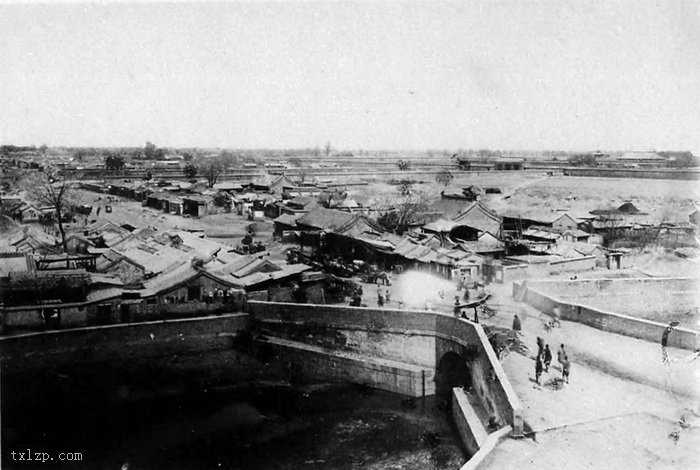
[435,351,472,398]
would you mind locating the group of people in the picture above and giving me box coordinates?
[349,286,363,306]
[534,337,571,386]
[377,285,391,307]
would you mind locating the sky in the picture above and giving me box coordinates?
[1,1,699,152]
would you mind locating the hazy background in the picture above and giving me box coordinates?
[1,1,698,152]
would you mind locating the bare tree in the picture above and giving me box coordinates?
[25,171,76,253]
[297,168,308,184]
[378,180,428,234]
[435,169,454,187]
[597,211,624,248]
[196,157,225,188]
[317,190,347,208]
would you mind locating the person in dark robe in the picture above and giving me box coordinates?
[543,344,552,372]
[535,354,543,385]
[512,314,522,333]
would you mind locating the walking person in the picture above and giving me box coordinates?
[377,286,384,308]
[557,344,566,368]
[512,314,522,333]
[535,354,543,385]
[543,344,552,372]
[536,336,544,356]
[562,355,571,384]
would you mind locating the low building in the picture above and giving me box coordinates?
[424,201,502,242]
[273,213,301,240]
[17,203,53,223]
[493,159,524,171]
[182,195,214,217]
[501,210,578,238]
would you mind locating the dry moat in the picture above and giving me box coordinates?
[3,359,467,470]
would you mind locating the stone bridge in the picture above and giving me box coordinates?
[247,300,523,455]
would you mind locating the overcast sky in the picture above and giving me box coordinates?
[1,1,699,152]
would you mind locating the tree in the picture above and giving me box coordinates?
[297,169,308,183]
[661,151,697,168]
[25,171,75,253]
[144,142,157,160]
[317,190,347,208]
[397,159,411,171]
[377,180,428,234]
[104,153,126,174]
[184,163,198,180]
[435,169,454,187]
[213,191,232,211]
[72,149,91,162]
[597,212,624,248]
[198,158,225,188]
[182,152,194,162]
[324,142,332,157]
[397,179,415,198]
[144,170,153,181]
[568,154,597,167]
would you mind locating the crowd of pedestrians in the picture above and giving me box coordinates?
[534,336,571,386]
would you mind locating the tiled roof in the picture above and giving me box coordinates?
[141,262,199,294]
[422,219,458,233]
[452,201,502,235]
[296,207,357,231]
[230,263,312,288]
[522,228,561,241]
[273,213,300,227]
[209,255,279,278]
[500,209,573,225]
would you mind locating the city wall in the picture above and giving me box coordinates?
[491,255,596,284]
[513,281,700,351]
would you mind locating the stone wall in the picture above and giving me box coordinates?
[564,167,700,180]
[247,302,438,367]
[451,387,488,455]
[548,255,596,274]
[522,277,700,326]
[1,313,250,375]
[246,301,523,436]
[435,314,523,436]
[491,256,596,284]
[514,281,700,351]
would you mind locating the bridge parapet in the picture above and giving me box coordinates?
[247,301,523,436]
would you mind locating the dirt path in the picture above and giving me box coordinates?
[477,283,700,469]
